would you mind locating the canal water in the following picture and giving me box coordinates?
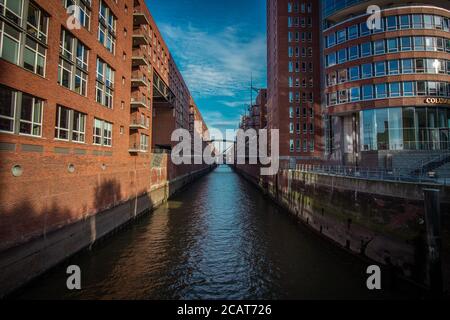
[16,166,417,299]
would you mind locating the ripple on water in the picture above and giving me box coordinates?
[15,166,416,300]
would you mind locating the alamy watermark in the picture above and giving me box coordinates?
[66,5,82,30]
[171,121,279,176]
[66,265,81,290]
[366,5,382,31]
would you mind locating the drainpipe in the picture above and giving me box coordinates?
[423,188,443,297]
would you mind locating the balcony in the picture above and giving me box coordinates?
[131,93,148,109]
[131,70,148,87]
[128,142,148,154]
[129,116,149,130]
[132,48,149,67]
[132,26,149,46]
[133,7,150,26]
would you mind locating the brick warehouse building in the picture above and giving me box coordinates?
[267,0,323,168]
[0,0,212,296]
[322,0,450,172]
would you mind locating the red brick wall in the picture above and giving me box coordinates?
[0,0,211,251]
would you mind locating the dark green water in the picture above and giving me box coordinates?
[15,166,418,299]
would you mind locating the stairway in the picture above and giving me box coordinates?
[411,153,450,176]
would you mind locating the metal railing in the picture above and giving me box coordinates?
[285,164,450,185]
[415,152,450,176]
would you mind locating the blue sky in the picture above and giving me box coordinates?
[146,0,267,135]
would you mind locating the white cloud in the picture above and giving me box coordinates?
[160,23,266,99]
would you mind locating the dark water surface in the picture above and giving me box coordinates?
[16,166,417,299]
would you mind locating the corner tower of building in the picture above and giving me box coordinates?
[322,0,450,169]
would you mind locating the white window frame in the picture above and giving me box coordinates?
[0,85,17,134]
[19,93,43,137]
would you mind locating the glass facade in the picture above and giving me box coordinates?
[323,0,369,19]
[360,107,450,151]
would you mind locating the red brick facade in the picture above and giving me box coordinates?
[267,0,323,167]
[0,0,210,251]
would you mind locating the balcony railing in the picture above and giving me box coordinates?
[132,48,149,66]
[131,70,148,87]
[133,7,150,26]
[132,26,149,46]
[128,142,148,153]
[131,93,148,108]
[130,117,149,130]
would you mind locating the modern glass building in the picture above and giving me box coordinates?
[323,0,370,19]
[321,0,450,168]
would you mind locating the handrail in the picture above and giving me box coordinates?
[282,164,449,185]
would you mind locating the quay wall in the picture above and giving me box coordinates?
[234,163,450,295]
[0,148,214,297]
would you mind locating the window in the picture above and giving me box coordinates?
[362,84,373,100]
[338,69,347,83]
[96,58,114,108]
[0,85,16,132]
[93,118,112,146]
[348,45,359,60]
[98,0,116,54]
[417,81,427,96]
[388,60,399,75]
[400,37,412,51]
[23,36,45,76]
[400,15,410,29]
[374,40,385,54]
[27,1,48,42]
[386,16,397,31]
[289,139,294,152]
[326,53,336,67]
[412,14,423,29]
[361,42,371,57]
[402,59,413,74]
[337,29,346,44]
[63,0,91,30]
[326,33,335,47]
[362,63,372,78]
[19,92,42,136]
[0,23,21,64]
[58,29,89,95]
[360,22,371,36]
[55,105,86,142]
[0,85,43,136]
[350,87,360,101]
[414,36,425,51]
[428,81,437,96]
[337,48,346,64]
[329,92,337,105]
[403,81,415,96]
[339,90,347,103]
[424,15,433,29]
[387,38,398,52]
[349,66,359,80]
[375,83,387,99]
[348,25,358,40]
[0,0,23,25]
[425,37,435,51]
[140,134,149,151]
[389,82,401,97]
[435,16,443,30]
[416,59,425,73]
[72,110,86,142]
[0,1,48,74]
[55,106,69,140]
[375,61,386,77]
